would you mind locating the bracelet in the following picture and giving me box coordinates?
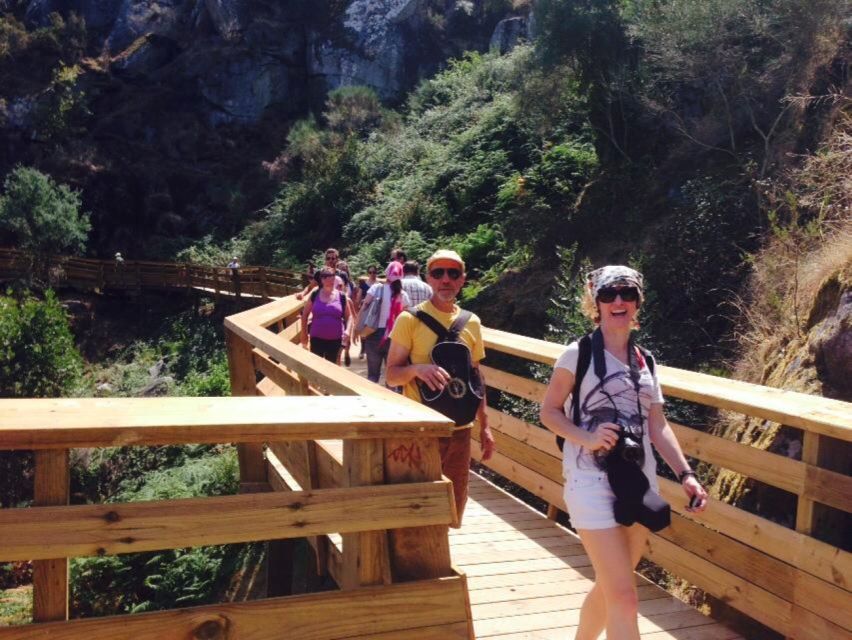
[679,469,697,483]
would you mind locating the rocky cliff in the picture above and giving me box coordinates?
[0,0,531,254]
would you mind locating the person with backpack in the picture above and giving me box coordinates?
[386,249,496,525]
[539,265,707,640]
[299,266,353,363]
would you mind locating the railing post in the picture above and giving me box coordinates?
[795,431,822,534]
[384,437,453,581]
[260,267,269,301]
[341,439,391,588]
[225,329,266,491]
[32,449,70,622]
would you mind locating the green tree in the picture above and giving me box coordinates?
[0,289,83,398]
[0,166,90,255]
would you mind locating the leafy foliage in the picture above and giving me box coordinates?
[70,449,252,617]
[0,289,83,398]
[0,166,90,256]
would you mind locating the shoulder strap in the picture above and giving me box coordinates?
[637,345,655,375]
[414,310,450,342]
[571,334,593,426]
[339,292,347,318]
[447,310,473,341]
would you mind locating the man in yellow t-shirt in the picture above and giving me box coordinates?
[386,249,496,526]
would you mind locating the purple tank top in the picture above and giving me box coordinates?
[310,292,345,340]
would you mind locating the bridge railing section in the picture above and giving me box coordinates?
[0,248,304,299]
[0,392,473,638]
[477,326,851,640]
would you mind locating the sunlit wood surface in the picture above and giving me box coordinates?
[454,474,744,639]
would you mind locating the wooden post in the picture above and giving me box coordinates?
[226,330,266,490]
[32,449,70,622]
[260,267,269,301]
[795,431,822,535]
[546,504,560,521]
[384,437,453,581]
[341,439,391,589]
[213,269,220,303]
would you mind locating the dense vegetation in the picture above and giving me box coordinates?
[0,0,848,626]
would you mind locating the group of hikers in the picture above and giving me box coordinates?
[295,247,707,640]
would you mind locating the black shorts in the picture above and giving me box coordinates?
[310,337,342,363]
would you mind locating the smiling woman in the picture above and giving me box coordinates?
[539,264,707,640]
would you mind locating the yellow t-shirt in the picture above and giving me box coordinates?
[388,300,486,404]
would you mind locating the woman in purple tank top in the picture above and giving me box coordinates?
[299,266,353,363]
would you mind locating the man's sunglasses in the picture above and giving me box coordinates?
[319,273,334,279]
[367,270,377,275]
[429,268,462,280]
[597,286,640,303]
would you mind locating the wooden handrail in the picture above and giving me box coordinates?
[0,396,454,449]
[0,247,305,298]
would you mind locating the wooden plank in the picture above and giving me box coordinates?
[385,437,454,582]
[0,575,470,640]
[486,407,562,457]
[480,365,547,403]
[0,396,455,449]
[471,437,564,506]
[656,512,852,632]
[481,327,852,441]
[658,478,851,590]
[645,534,849,640]
[227,328,267,489]
[0,481,455,561]
[32,449,69,623]
[341,438,392,588]
[479,427,563,485]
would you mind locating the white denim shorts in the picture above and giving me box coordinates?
[563,472,618,530]
[563,471,661,530]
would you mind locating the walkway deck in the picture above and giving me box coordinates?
[344,355,743,639]
[457,475,742,639]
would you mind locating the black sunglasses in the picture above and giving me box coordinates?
[429,268,462,281]
[597,286,640,303]
[367,270,377,275]
[319,273,334,279]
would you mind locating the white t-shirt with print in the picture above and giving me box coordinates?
[554,341,664,489]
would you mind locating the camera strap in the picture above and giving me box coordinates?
[590,329,645,428]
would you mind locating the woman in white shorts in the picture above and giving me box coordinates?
[540,265,707,640]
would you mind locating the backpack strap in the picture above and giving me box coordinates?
[637,346,655,375]
[556,333,593,452]
[447,310,473,341]
[571,334,593,426]
[414,309,451,342]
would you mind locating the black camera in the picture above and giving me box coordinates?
[593,415,644,467]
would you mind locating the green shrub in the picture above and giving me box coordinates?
[70,449,248,617]
[0,166,90,256]
[0,289,83,398]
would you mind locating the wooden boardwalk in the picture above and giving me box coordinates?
[346,355,742,639]
[456,474,742,639]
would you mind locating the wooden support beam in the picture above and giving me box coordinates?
[0,481,455,561]
[384,437,454,582]
[0,575,471,640]
[796,431,821,535]
[341,439,391,588]
[32,449,69,623]
[227,328,266,490]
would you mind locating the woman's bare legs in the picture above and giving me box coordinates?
[575,524,649,640]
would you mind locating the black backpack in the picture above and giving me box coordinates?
[413,309,485,427]
[555,332,655,452]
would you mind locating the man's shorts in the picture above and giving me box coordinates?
[439,428,472,528]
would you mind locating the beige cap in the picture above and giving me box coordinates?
[426,249,465,272]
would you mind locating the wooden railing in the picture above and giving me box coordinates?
[477,326,852,640]
[0,393,475,638]
[225,295,850,638]
[0,248,304,300]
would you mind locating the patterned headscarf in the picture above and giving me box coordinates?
[588,265,644,298]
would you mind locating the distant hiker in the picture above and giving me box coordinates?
[227,256,240,270]
[296,248,340,300]
[386,249,495,525]
[539,265,707,639]
[385,247,406,278]
[401,260,432,309]
[335,261,356,366]
[299,265,353,364]
[114,252,124,265]
[355,265,379,360]
[355,260,411,384]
